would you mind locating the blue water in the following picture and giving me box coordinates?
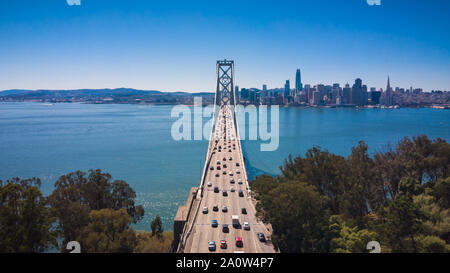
[0,102,449,231]
[242,107,450,180]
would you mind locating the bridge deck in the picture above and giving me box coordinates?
[182,105,275,253]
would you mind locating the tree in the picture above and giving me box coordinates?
[0,178,57,252]
[328,215,379,253]
[134,231,173,253]
[341,141,380,220]
[261,181,329,252]
[251,135,449,253]
[78,208,137,253]
[413,193,450,242]
[398,176,423,196]
[417,235,449,253]
[433,177,450,209]
[48,169,144,249]
[111,180,144,223]
[385,195,425,252]
[250,174,278,199]
[279,147,349,214]
[151,215,163,238]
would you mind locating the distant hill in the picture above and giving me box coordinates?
[0,88,215,104]
[0,89,33,96]
[0,88,208,96]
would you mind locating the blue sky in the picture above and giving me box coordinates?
[0,0,449,92]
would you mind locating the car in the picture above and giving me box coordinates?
[212,220,218,228]
[222,206,228,212]
[202,207,208,214]
[229,157,233,160]
[235,237,243,248]
[223,157,226,161]
[220,240,227,249]
[257,233,266,242]
[217,166,221,170]
[229,149,232,152]
[208,240,216,251]
[223,163,227,168]
[236,169,240,174]
[230,187,235,192]
[229,172,233,176]
[213,204,219,211]
[215,173,220,177]
[243,222,250,230]
[214,187,219,193]
[230,178,235,184]
[238,179,243,185]
[217,161,221,165]
[239,190,244,197]
[210,166,214,171]
[236,162,240,167]
[207,181,212,187]
[222,224,229,233]
[241,208,247,214]
[222,170,227,175]
[222,190,228,196]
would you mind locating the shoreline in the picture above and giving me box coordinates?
[1,100,449,109]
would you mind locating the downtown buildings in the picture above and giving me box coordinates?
[236,68,446,108]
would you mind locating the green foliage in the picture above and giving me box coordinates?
[0,178,57,252]
[252,135,450,253]
[48,169,144,248]
[413,193,450,241]
[416,235,449,253]
[151,215,163,238]
[134,231,173,253]
[384,195,425,252]
[328,216,379,253]
[258,181,329,252]
[433,177,450,209]
[250,174,278,200]
[0,169,177,253]
[77,208,137,253]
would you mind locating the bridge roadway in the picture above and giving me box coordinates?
[183,104,275,253]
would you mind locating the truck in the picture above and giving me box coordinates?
[232,215,240,228]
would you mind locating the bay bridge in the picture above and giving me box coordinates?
[172,60,275,253]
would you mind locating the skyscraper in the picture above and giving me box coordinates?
[371,90,381,105]
[343,83,351,104]
[284,80,290,97]
[385,76,393,106]
[351,78,367,106]
[353,78,362,105]
[295,69,303,95]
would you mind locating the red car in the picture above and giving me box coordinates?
[235,237,243,248]
[220,240,227,249]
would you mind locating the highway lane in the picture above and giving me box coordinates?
[185,105,275,253]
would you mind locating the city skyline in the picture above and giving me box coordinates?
[1,0,450,91]
[237,71,448,108]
